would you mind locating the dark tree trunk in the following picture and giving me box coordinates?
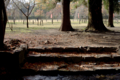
[40,20,41,25]
[85,0,108,31]
[41,20,43,26]
[59,0,74,31]
[14,19,15,24]
[108,0,114,27]
[3,0,7,40]
[52,17,53,24]
[33,20,34,24]
[46,17,47,22]
[0,6,4,48]
[37,20,39,25]
[0,0,7,48]
[26,16,29,28]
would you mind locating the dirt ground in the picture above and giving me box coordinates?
[4,27,120,48]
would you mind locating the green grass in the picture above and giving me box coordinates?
[6,19,120,33]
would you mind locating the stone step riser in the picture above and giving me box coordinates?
[28,47,118,53]
[22,46,120,72]
[21,67,120,72]
[18,69,120,77]
[26,56,120,63]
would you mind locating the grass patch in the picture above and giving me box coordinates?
[6,19,120,34]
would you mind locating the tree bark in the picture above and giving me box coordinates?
[14,19,15,24]
[26,16,29,28]
[0,0,7,48]
[85,0,108,31]
[59,0,74,31]
[0,5,4,48]
[108,0,114,27]
[52,17,53,24]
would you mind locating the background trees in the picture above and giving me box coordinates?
[73,0,109,31]
[46,4,62,19]
[36,0,75,31]
[2,0,120,33]
[7,1,18,24]
[103,0,120,27]
[85,0,108,31]
[12,0,35,28]
[59,0,74,31]
[5,0,10,8]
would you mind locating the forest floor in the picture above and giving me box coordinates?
[4,26,120,48]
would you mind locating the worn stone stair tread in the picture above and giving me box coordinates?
[93,67,120,70]
[22,61,120,72]
[102,64,118,67]
[21,46,120,72]
[96,54,111,58]
[112,54,120,58]
[28,51,120,59]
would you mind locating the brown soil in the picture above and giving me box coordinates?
[2,28,120,75]
[2,39,25,52]
[4,28,120,48]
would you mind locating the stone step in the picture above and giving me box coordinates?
[23,46,120,72]
[22,61,120,72]
[28,46,118,53]
[27,51,120,63]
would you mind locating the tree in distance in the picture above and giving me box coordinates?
[12,0,35,28]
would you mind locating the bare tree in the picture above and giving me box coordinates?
[12,0,35,28]
[8,2,17,24]
[5,0,10,8]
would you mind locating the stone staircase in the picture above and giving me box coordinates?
[21,46,120,72]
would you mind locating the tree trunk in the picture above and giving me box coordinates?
[0,0,7,48]
[14,19,15,24]
[52,17,53,24]
[40,20,41,25]
[85,0,108,31]
[41,20,43,26]
[46,17,47,22]
[3,0,7,38]
[33,20,34,24]
[0,6,4,48]
[108,0,114,27]
[26,16,29,28]
[59,0,74,31]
